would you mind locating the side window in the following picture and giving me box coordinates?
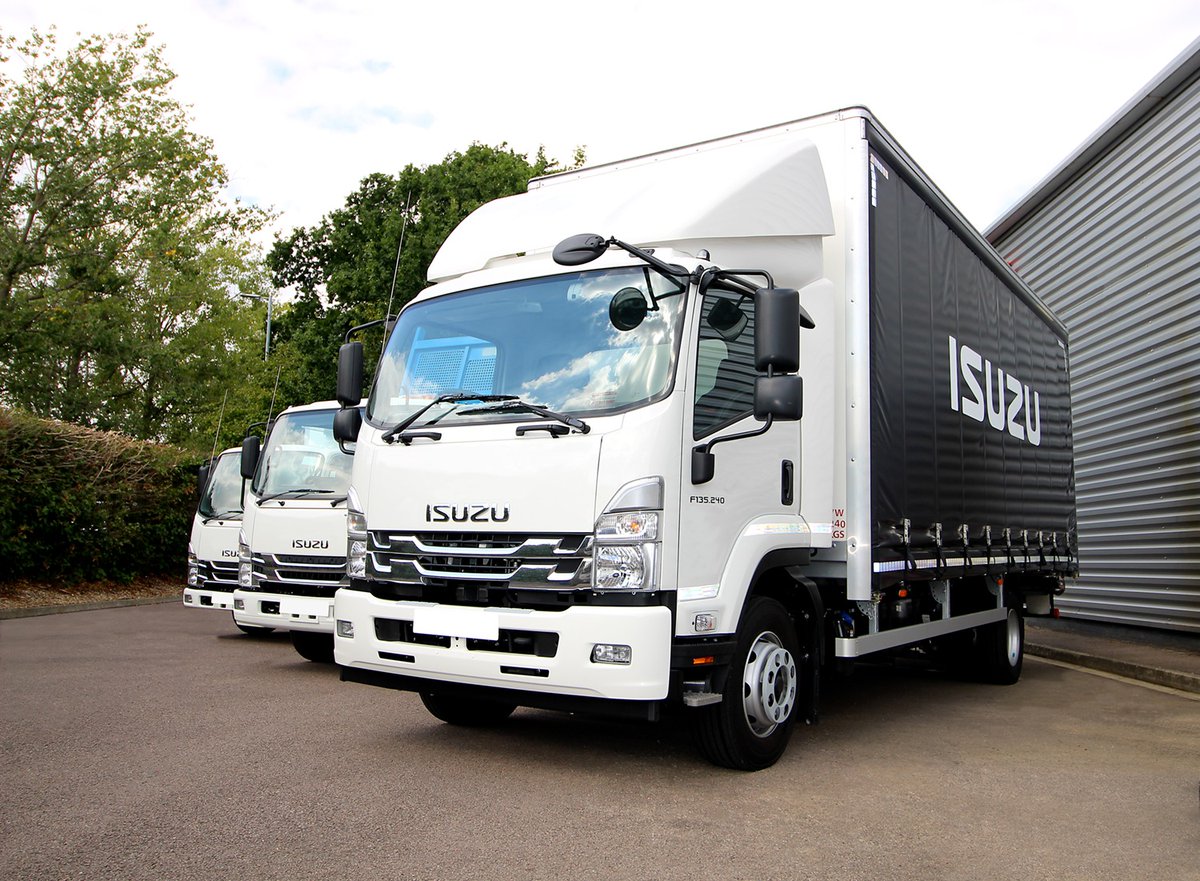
[693,290,756,438]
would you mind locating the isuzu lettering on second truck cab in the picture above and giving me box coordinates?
[332,109,1077,770]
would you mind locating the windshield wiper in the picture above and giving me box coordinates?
[381,393,517,444]
[256,488,336,506]
[458,399,591,434]
[203,509,243,522]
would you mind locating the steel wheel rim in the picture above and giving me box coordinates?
[1005,610,1021,666]
[742,630,797,738]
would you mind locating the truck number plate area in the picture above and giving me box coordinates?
[414,606,500,641]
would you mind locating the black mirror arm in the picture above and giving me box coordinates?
[691,415,774,484]
[695,414,774,458]
[344,318,388,344]
[605,237,690,279]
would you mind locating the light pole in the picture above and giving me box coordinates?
[241,292,273,360]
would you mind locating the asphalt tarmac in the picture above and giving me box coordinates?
[2,602,1197,881]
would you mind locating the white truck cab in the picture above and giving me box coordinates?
[232,400,358,662]
[183,447,246,626]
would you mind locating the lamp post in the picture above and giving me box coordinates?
[241,292,273,360]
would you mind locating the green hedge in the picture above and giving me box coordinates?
[0,409,198,583]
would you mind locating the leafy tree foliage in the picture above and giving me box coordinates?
[0,27,272,444]
[267,144,584,406]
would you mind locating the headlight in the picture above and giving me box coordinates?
[592,478,662,593]
[347,489,367,579]
[238,530,253,588]
[187,548,199,586]
[594,543,657,591]
[596,511,658,542]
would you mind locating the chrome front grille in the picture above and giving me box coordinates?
[198,558,238,592]
[367,531,593,589]
[249,552,347,597]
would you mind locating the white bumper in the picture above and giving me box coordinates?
[334,589,672,701]
[182,588,236,611]
[232,590,335,633]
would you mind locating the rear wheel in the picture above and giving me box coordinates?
[976,607,1024,685]
[420,691,517,727]
[290,631,335,663]
[693,597,802,771]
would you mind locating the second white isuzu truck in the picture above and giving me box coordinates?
[233,400,357,662]
[331,108,1077,769]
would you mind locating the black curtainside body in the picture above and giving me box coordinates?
[866,144,1077,584]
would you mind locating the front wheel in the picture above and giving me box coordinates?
[693,597,803,771]
[290,630,335,663]
[420,691,517,727]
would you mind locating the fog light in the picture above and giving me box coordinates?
[337,619,354,638]
[591,643,632,665]
[184,593,194,604]
[233,597,244,611]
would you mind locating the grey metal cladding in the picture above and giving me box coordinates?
[991,61,1200,632]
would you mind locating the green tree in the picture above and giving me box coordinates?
[0,27,272,443]
[267,143,584,406]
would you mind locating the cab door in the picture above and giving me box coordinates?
[676,288,802,601]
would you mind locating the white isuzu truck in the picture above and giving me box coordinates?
[184,447,250,629]
[331,108,1077,770]
[233,400,357,662]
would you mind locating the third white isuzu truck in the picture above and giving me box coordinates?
[184,446,246,627]
[331,108,1077,769]
[233,400,357,662]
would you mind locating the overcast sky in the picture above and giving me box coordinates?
[7,0,1200,242]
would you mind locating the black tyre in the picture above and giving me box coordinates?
[420,691,517,727]
[290,630,335,664]
[233,615,273,636]
[693,597,802,771]
[976,607,1024,685]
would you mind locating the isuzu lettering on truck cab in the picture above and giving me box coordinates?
[332,109,1077,770]
[233,400,359,662]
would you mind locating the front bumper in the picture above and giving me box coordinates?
[182,588,235,611]
[333,588,672,701]
[232,589,335,633]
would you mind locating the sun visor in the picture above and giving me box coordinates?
[427,137,835,283]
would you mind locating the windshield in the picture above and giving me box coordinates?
[369,266,686,428]
[252,409,354,497]
[198,450,244,519]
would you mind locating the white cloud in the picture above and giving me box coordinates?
[7,0,1200,238]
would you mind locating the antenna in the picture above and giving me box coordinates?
[381,189,413,358]
[209,390,228,463]
[265,364,282,427]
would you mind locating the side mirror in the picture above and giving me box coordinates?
[337,341,364,407]
[196,463,211,503]
[609,287,649,331]
[334,407,363,445]
[691,449,716,485]
[754,287,801,372]
[552,233,608,266]
[755,375,804,421]
[240,436,260,481]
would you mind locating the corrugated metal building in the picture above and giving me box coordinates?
[987,38,1200,633]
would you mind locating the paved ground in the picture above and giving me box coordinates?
[2,603,1197,881]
